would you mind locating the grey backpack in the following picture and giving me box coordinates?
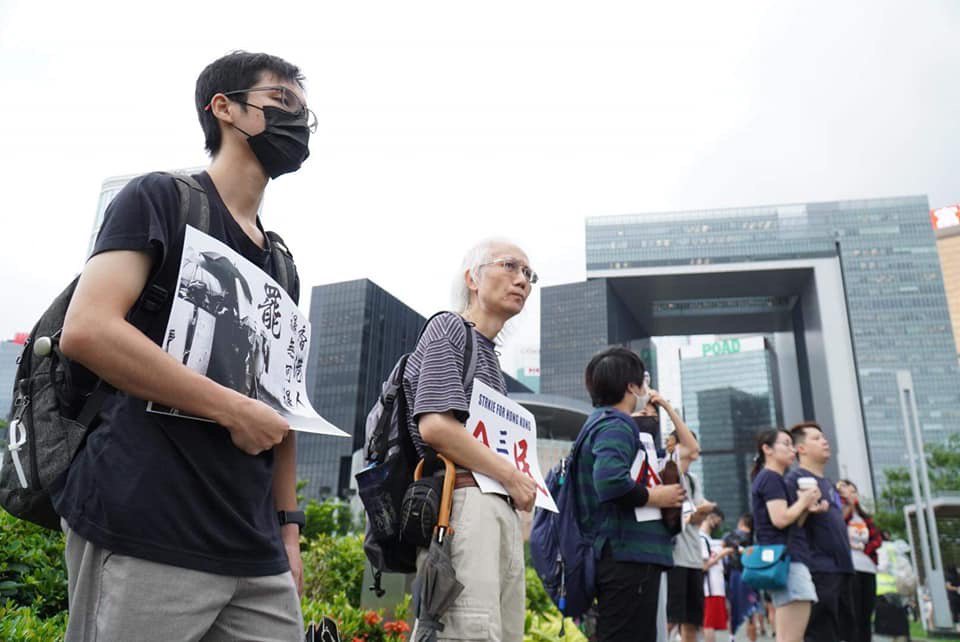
[355,313,477,594]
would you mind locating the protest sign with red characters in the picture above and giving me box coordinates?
[464,380,558,512]
[630,432,664,522]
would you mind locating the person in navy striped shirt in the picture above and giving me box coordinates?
[406,239,538,641]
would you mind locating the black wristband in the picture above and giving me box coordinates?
[277,510,305,532]
[614,483,650,509]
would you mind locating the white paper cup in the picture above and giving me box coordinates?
[797,476,817,490]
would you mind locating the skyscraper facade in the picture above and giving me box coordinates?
[0,340,24,420]
[932,205,960,359]
[301,279,424,500]
[543,195,959,494]
[680,336,782,518]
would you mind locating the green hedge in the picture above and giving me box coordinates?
[0,503,588,640]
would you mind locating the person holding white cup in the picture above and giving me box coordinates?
[787,422,856,642]
[750,428,827,642]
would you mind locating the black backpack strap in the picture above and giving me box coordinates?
[134,173,210,317]
[462,320,477,385]
[701,534,713,596]
[76,173,210,427]
[265,230,298,298]
[414,312,478,385]
[171,173,211,233]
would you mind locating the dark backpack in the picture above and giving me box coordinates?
[0,173,297,530]
[355,312,477,594]
[530,409,612,621]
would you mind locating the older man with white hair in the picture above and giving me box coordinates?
[404,238,538,641]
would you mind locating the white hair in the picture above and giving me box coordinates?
[451,237,517,313]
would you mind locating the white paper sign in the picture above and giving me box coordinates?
[630,432,664,522]
[464,380,558,512]
[147,225,347,437]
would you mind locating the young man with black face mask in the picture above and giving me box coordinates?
[54,51,312,641]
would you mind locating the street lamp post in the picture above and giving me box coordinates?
[894,369,952,630]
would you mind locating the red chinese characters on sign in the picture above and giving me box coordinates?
[635,456,661,488]
[513,439,547,496]
[473,420,490,448]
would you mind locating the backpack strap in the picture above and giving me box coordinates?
[265,230,298,298]
[701,534,714,596]
[136,173,211,317]
[462,322,477,385]
[414,312,477,386]
[568,409,615,476]
[75,173,210,428]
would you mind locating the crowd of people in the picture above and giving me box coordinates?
[38,47,932,642]
[565,345,919,642]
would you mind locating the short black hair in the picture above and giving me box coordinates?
[789,421,822,446]
[738,512,754,530]
[584,347,645,408]
[195,51,305,156]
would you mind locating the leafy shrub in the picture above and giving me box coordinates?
[302,533,366,608]
[0,601,68,641]
[524,566,554,619]
[525,610,587,642]
[302,592,411,642]
[0,510,67,618]
[303,497,358,540]
[524,565,586,641]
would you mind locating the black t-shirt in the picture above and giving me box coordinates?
[52,171,300,576]
[751,468,811,565]
[785,467,854,575]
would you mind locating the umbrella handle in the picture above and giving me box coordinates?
[414,455,457,537]
[435,454,456,534]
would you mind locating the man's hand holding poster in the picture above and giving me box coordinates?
[464,380,558,512]
[148,225,346,437]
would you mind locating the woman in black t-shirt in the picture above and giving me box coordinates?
[750,428,825,642]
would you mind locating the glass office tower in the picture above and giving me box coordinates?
[543,196,959,493]
[302,279,424,500]
[680,337,782,518]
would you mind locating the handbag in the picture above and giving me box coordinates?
[657,459,683,536]
[741,543,790,590]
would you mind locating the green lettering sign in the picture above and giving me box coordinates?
[701,338,741,357]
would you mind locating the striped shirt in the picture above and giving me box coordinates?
[402,312,507,458]
[573,408,674,567]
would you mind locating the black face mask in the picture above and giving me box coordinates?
[633,415,659,437]
[235,106,311,179]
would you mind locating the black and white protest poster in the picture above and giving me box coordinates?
[147,225,347,437]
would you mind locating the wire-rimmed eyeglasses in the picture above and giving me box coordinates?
[210,85,318,133]
[480,257,539,284]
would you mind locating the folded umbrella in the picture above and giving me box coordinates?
[412,455,464,642]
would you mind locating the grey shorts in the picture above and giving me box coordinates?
[770,562,818,607]
[62,520,302,642]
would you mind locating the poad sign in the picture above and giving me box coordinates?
[464,380,558,512]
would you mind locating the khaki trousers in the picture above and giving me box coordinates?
[414,487,525,641]
[62,520,303,642]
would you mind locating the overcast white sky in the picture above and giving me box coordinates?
[2,1,959,372]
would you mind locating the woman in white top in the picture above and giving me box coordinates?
[838,479,882,642]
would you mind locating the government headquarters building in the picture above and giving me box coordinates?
[542,195,959,501]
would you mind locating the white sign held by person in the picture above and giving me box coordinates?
[630,432,664,522]
[147,225,347,437]
[464,380,558,512]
